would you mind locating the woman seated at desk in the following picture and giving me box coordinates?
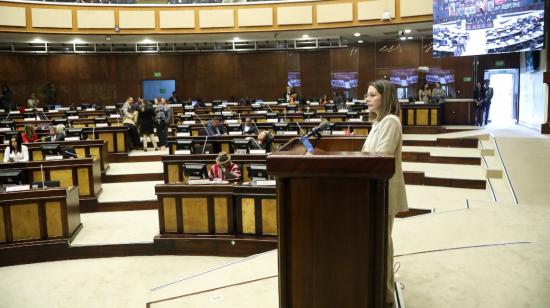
[21,124,38,143]
[3,136,29,163]
[208,152,241,181]
[247,131,274,152]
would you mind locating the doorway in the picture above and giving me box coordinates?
[483,69,519,125]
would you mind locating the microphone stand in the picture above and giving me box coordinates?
[40,164,45,189]
[193,113,209,154]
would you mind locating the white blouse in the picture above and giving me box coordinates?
[3,145,29,163]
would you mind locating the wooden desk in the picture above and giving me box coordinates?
[0,140,109,172]
[155,183,276,238]
[0,187,81,245]
[0,158,102,209]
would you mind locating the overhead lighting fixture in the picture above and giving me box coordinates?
[302,34,309,38]
[353,32,361,37]
[358,40,364,44]
[141,38,155,44]
[400,37,407,40]
[408,37,413,40]
[233,37,240,41]
[70,38,85,44]
[31,38,45,44]
[404,29,412,34]
[105,35,112,41]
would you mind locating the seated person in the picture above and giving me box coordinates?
[56,124,66,138]
[45,126,65,142]
[248,130,274,152]
[208,151,241,181]
[206,117,226,136]
[242,118,259,135]
[431,82,446,104]
[21,124,38,143]
[3,136,29,163]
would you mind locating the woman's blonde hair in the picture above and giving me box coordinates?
[24,124,34,136]
[368,79,400,122]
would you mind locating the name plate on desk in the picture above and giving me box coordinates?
[225,119,239,124]
[174,149,191,155]
[184,112,195,115]
[105,106,115,110]
[23,118,35,121]
[95,123,109,127]
[338,109,348,113]
[47,110,58,113]
[282,131,298,136]
[0,127,10,132]
[183,121,196,125]
[229,131,242,136]
[5,185,30,192]
[332,131,346,135]
[109,114,121,118]
[348,118,363,122]
[68,116,79,120]
[254,180,276,186]
[222,112,233,116]
[64,137,80,141]
[266,119,278,123]
[188,179,229,185]
[249,149,266,154]
[176,132,190,137]
[45,155,64,160]
[85,108,96,111]
[305,118,322,123]
[254,110,267,114]
[58,107,70,111]
[9,111,20,114]
[309,102,319,106]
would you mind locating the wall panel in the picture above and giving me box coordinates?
[317,3,353,24]
[159,10,195,29]
[199,9,234,28]
[277,6,312,25]
[0,6,26,27]
[119,10,155,29]
[238,7,273,27]
[358,0,395,21]
[31,8,72,28]
[400,0,432,17]
[77,10,115,29]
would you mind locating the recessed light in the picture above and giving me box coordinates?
[400,37,407,40]
[358,40,364,43]
[404,29,412,34]
[233,37,240,41]
[302,34,309,38]
[353,32,361,37]
[141,38,155,44]
[408,37,413,40]
[70,38,85,44]
[105,35,112,41]
[31,38,45,44]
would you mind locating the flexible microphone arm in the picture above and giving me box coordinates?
[62,150,78,158]
[305,121,331,138]
[193,112,209,154]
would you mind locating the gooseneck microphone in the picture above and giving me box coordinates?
[305,121,331,138]
[193,112,209,154]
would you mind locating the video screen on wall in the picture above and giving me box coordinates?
[287,72,301,88]
[433,0,545,57]
[389,68,419,87]
[142,79,175,101]
[331,72,359,89]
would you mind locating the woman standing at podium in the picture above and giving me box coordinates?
[362,79,408,307]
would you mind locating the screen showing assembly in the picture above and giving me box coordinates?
[433,0,545,57]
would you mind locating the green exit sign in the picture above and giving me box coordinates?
[463,76,472,82]
[160,88,166,94]
[153,72,162,78]
[495,60,505,67]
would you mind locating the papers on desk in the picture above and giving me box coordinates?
[105,106,116,110]
[9,111,19,114]
[225,119,239,124]
[68,116,79,120]
[23,118,35,121]
[0,127,10,132]
[65,137,80,141]
[348,118,363,122]
[331,131,347,135]
[5,185,30,192]
[57,107,70,111]
[176,132,191,137]
[95,123,109,127]
[249,149,266,154]
[305,118,322,123]
[282,131,298,136]
[338,109,348,113]
[222,111,233,116]
[183,120,196,125]
[45,155,63,160]
[85,108,96,111]
[188,179,229,185]
[184,112,195,115]
[109,114,121,118]
[309,102,319,106]
[229,131,243,136]
[254,110,268,114]
[266,118,278,123]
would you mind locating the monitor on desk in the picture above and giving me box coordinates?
[66,128,83,140]
[0,120,14,130]
[277,98,286,104]
[53,119,68,127]
[273,123,288,133]
[24,112,35,119]
[31,180,60,189]
[81,103,93,109]
[183,163,208,180]
[227,124,242,133]
[0,169,27,190]
[247,164,268,181]
[41,144,61,157]
[325,103,337,112]
[232,139,250,154]
[65,110,78,118]
[176,140,194,154]
[303,111,315,119]
[94,117,107,124]
[176,125,191,133]
[179,114,193,122]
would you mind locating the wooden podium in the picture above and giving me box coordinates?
[267,137,395,308]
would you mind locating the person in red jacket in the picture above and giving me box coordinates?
[21,124,38,143]
[208,152,241,181]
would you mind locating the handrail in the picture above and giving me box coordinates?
[493,137,519,205]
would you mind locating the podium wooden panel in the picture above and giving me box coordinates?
[267,137,395,308]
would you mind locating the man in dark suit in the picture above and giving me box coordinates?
[45,126,65,142]
[206,117,226,136]
[482,79,494,125]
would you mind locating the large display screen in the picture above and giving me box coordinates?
[433,0,545,57]
[330,72,359,89]
[287,72,301,88]
[142,79,175,101]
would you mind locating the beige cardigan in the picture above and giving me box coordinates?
[362,114,408,216]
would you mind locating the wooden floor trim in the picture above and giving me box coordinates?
[102,173,163,183]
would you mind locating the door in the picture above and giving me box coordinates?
[483,69,519,124]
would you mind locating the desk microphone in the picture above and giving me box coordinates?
[62,150,78,158]
[40,163,45,189]
[193,113,209,154]
[305,121,330,138]
[295,121,306,136]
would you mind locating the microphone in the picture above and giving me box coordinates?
[62,150,78,158]
[305,121,330,138]
[40,163,45,189]
[193,113,209,154]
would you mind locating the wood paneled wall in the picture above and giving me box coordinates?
[0,41,520,105]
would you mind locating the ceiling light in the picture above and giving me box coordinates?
[358,40,364,44]
[404,29,412,34]
[31,38,45,44]
[408,37,413,40]
[141,38,155,44]
[400,37,407,40]
[233,37,240,41]
[70,38,85,44]
[105,35,111,41]
[353,32,361,37]
[302,34,309,38]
